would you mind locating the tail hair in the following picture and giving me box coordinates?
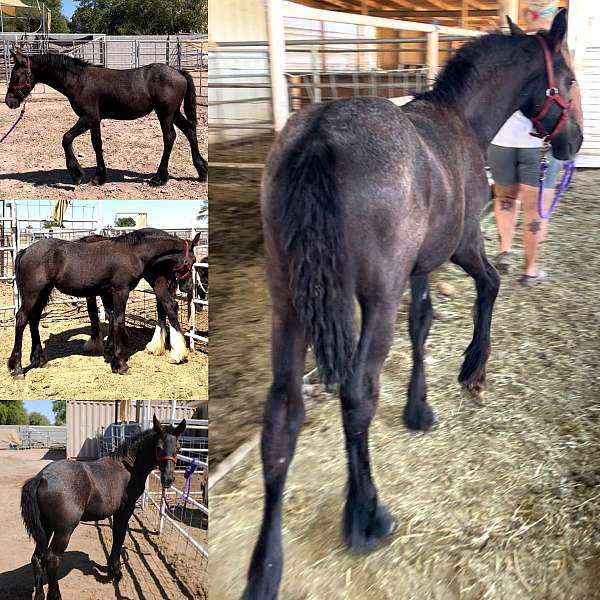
[21,476,47,548]
[272,115,356,385]
[179,69,198,128]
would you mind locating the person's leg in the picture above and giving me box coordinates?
[517,150,562,279]
[488,144,520,264]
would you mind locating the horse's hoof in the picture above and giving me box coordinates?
[403,401,434,431]
[343,503,395,554]
[149,176,168,187]
[11,371,25,380]
[112,364,129,375]
[198,172,208,182]
[91,175,106,186]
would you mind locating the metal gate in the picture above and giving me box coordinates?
[0,201,20,319]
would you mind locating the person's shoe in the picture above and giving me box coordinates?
[518,271,547,286]
[495,251,512,274]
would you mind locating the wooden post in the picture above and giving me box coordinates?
[266,0,290,131]
[461,0,468,28]
[426,28,439,86]
[497,0,519,30]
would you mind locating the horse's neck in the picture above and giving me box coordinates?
[138,238,183,264]
[32,59,78,97]
[448,49,538,150]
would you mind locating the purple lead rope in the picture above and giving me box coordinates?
[537,142,576,219]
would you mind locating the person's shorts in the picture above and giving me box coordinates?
[487,144,562,188]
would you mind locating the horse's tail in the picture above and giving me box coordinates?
[14,247,26,295]
[179,69,197,128]
[271,114,356,385]
[21,475,47,548]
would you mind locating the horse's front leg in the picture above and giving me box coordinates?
[84,297,104,354]
[90,123,106,185]
[243,303,307,600]
[107,504,135,581]
[109,291,129,375]
[145,294,167,356]
[149,112,176,187]
[62,117,92,184]
[451,232,500,398]
[153,278,188,363]
[101,293,114,363]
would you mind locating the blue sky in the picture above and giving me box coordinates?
[23,401,56,423]
[63,0,76,19]
[16,200,205,229]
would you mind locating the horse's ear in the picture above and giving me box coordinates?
[174,419,186,436]
[548,8,568,52]
[153,414,163,434]
[506,16,526,36]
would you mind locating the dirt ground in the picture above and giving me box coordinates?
[0,449,207,600]
[0,306,208,400]
[208,146,600,599]
[0,99,207,200]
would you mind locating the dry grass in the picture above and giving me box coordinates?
[209,158,600,599]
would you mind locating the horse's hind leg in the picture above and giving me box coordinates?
[45,529,73,600]
[403,273,435,430]
[243,303,307,600]
[150,111,176,187]
[90,123,106,186]
[32,544,46,600]
[173,110,208,181]
[83,297,104,354]
[109,290,130,374]
[451,235,500,396]
[340,292,401,553]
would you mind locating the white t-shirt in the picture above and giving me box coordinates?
[491,110,543,148]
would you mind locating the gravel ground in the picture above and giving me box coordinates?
[208,149,600,600]
[0,99,207,200]
[0,449,207,600]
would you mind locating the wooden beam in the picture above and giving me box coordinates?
[369,9,496,17]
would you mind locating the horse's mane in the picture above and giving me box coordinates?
[416,30,543,106]
[109,423,181,460]
[110,428,157,460]
[110,228,179,247]
[33,52,90,74]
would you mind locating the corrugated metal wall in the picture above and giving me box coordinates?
[66,401,199,460]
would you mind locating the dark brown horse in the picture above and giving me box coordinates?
[5,48,208,186]
[8,228,195,378]
[76,233,196,365]
[243,11,583,599]
[21,415,186,600]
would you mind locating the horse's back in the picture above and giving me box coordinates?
[262,96,468,282]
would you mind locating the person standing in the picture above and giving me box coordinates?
[489,1,583,285]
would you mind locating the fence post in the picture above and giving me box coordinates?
[266,0,290,132]
[426,28,439,88]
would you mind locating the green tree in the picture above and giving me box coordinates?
[2,0,67,33]
[115,217,136,227]
[0,401,28,425]
[71,0,207,35]
[52,401,66,425]
[28,412,51,426]
[197,200,208,219]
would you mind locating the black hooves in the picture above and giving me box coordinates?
[403,401,435,431]
[149,175,168,187]
[343,502,395,554]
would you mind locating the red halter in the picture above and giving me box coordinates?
[10,55,33,99]
[157,447,178,464]
[529,35,572,141]
[173,240,192,283]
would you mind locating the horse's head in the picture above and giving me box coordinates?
[173,234,200,294]
[510,9,583,160]
[6,48,34,109]
[153,414,186,489]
